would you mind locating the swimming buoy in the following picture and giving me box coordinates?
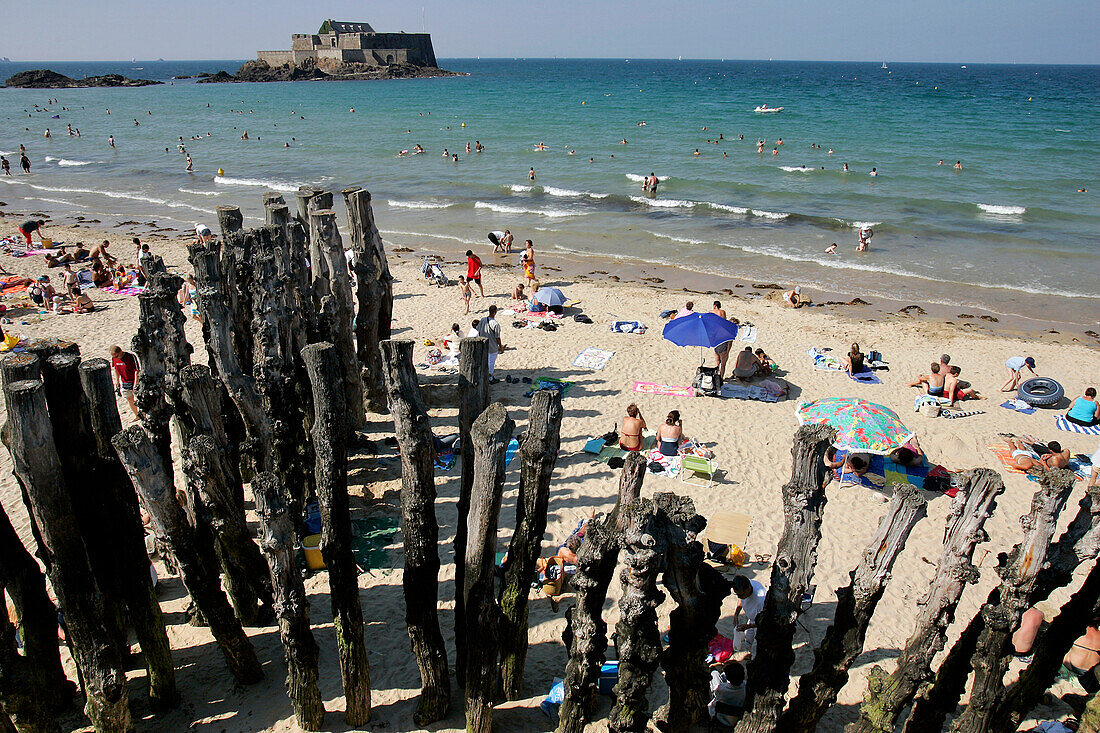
[217,168,224,176]
[1018,377,1064,407]
[461,122,466,127]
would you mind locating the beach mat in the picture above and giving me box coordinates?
[987,444,1085,481]
[349,516,400,570]
[573,347,614,371]
[1055,416,1100,436]
[850,370,881,385]
[102,286,146,296]
[585,431,654,462]
[738,324,758,344]
[1001,400,1037,416]
[525,377,574,398]
[720,383,778,403]
[633,381,693,398]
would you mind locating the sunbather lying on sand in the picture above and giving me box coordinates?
[1004,438,1070,470]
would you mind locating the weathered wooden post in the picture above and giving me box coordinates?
[342,187,389,413]
[302,342,371,725]
[112,426,263,686]
[499,390,563,700]
[215,204,243,239]
[735,423,834,733]
[0,593,61,733]
[558,451,647,733]
[849,468,1005,733]
[252,472,326,731]
[609,498,667,733]
[380,339,450,725]
[309,209,367,431]
[305,191,334,300]
[6,379,132,733]
[657,492,730,731]
[455,336,489,683]
[781,483,927,731]
[465,402,515,733]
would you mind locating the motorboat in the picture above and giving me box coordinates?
[754,105,783,113]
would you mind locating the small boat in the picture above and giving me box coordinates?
[754,105,783,113]
[881,61,888,69]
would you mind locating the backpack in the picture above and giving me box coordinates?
[694,365,722,397]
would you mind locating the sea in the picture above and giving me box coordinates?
[1,59,1097,324]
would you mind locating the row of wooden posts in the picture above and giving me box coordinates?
[1,186,1099,733]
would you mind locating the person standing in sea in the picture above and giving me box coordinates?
[522,240,537,289]
[0,156,9,176]
[19,153,30,173]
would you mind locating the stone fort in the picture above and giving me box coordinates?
[258,20,438,68]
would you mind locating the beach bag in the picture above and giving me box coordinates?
[920,402,942,418]
[426,348,444,365]
[694,365,722,397]
[597,662,620,695]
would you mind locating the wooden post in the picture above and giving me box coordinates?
[906,481,1100,733]
[0,597,61,733]
[1,353,41,386]
[215,204,243,239]
[112,426,263,686]
[309,210,366,431]
[219,226,256,379]
[781,484,927,732]
[302,342,372,725]
[306,192,334,300]
[380,339,450,725]
[77,359,178,711]
[464,403,515,733]
[251,472,326,731]
[178,365,243,510]
[656,492,732,731]
[294,186,325,227]
[946,468,1077,733]
[849,468,1005,733]
[455,336,489,684]
[342,187,389,413]
[558,451,647,733]
[6,380,132,733]
[735,423,834,733]
[499,390,563,700]
[609,498,667,733]
[2,353,48,567]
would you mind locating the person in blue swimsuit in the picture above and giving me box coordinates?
[1067,387,1100,426]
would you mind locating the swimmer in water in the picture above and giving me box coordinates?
[825,243,838,254]
[938,160,944,165]
[858,227,873,252]
[466,142,471,153]
[589,157,594,163]
[108,135,115,148]
[954,161,962,170]
[241,131,249,139]
[843,163,849,172]
[777,138,783,146]
[620,139,628,144]
[535,142,548,150]
[185,153,193,172]
[827,148,833,155]
[757,141,765,154]
[870,167,878,176]
[694,149,701,156]
[529,167,536,180]
[772,147,779,156]
[453,154,459,162]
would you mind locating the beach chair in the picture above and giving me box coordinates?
[681,454,719,488]
[705,511,754,563]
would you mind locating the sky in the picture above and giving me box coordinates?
[2,0,1097,64]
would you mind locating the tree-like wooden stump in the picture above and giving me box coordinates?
[342,187,389,414]
[380,339,451,725]
[558,451,646,733]
[112,426,263,687]
[499,390,563,700]
[609,498,667,733]
[252,472,326,731]
[305,192,334,304]
[302,342,371,725]
[0,595,61,733]
[464,403,515,733]
[6,379,132,733]
[780,483,926,731]
[849,468,1005,733]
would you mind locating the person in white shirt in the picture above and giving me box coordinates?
[476,305,505,381]
[674,300,695,319]
[731,574,767,655]
[466,319,481,338]
[708,661,747,726]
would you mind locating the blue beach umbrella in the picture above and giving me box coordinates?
[535,286,568,307]
[662,312,739,348]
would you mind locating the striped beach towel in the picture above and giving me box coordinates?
[1055,416,1100,436]
[942,409,985,420]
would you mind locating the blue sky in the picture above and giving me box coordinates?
[3,0,1097,63]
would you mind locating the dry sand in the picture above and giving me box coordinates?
[1,220,1097,732]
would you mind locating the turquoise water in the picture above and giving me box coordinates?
[1,59,1097,320]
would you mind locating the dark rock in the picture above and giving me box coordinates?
[899,305,927,316]
[979,315,998,322]
[196,71,236,83]
[957,313,974,319]
[752,283,783,290]
[4,69,162,88]
[197,57,465,84]
[848,297,870,305]
[641,277,664,283]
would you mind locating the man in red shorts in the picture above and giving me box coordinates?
[110,345,140,417]
[465,249,484,298]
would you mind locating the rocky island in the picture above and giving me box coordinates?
[197,57,462,83]
[3,69,162,88]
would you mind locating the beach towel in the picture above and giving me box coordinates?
[506,437,520,466]
[349,516,400,570]
[586,430,654,462]
[1001,399,1037,416]
[720,383,779,403]
[738,323,758,344]
[645,448,682,478]
[987,444,1085,481]
[525,377,574,398]
[573,347,614,371]
[850,370,881,385]
[808,348,844,371]
[633,381,694,398]
[610,321,647,334]
[102,286,146,296]
[1055,416,1100,436]
[434,453,457,472]
[942,409,985,419]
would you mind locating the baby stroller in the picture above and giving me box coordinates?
[420,257,450,287]
[694,365,723,397]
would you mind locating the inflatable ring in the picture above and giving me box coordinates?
[1018,377,1064,407]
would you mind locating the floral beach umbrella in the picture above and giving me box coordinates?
[795,397,914,455]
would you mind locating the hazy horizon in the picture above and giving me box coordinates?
[2,0,1096,65]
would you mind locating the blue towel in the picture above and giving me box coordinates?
[506,438,520,466]
[850,370,881,385]
[1001,400,1037,416]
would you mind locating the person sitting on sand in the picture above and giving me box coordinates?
[708,661,747,726]
[909,362,946,397]
[846,453,872,477]
[754,349,775,374]
[91,261,112,288]
[1005,438,1070,470]
[843,343,867,374]
[1062,622,1100,694]
[1001,356,1037,392]
[512,283,526,301]
[889,438,924,467]
[784,286,805,308]
[620,403,647,451]
[1066,387,1100,427]
[656,410,685,457]
[70,242,89,261]
[442,323,462,357]
[674,301,695,319]
[732,347,762,381]
[70,287,95,314]
[943,365,980,402]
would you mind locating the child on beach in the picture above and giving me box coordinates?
[458,276,472,314]
[1001,356,1037,392]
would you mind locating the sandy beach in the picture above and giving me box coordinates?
[1,213,1098,732]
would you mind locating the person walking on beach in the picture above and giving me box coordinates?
[465,250,485,297]
[476,305,505,382]
[110,345,140,417]
[1001,356,1037,392]
[1,156,9,176]
[501,229,514,253]
[522,240,537,288]
[458,276,473,314]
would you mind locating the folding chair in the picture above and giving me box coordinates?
[705,511,754,561]
[681,454,719,488]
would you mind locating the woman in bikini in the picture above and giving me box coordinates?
[656,410,685,457]
[620,404,647,451]
[522,240,537,288]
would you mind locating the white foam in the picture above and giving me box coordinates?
[779,165,814,172]
[643,231,710,245]
[626,173,670,182]
[214,175,302,193]
[45,156,97,167]
[178,188,220,197]
[509,184,534,193]
[706,203,750,215]
[542,186,585,198]
[8,181,215,214]
[751,209,790,220]
[977,204,1025,216]
[387,200,454,210]
[630,196,695,208]
[474,201,576,218]
[382,229,483,247]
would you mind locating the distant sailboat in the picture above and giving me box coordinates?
[131,57,136,63]
[678,55,683,61]
[881,61,888,69]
